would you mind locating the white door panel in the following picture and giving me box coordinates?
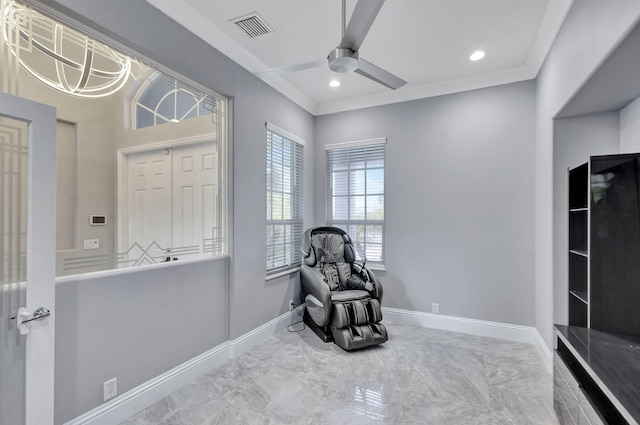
[0,92,57,425]
[126,142,216,262]
[127,150,172,264]
[172,143,217,257]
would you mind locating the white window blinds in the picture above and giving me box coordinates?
[326,138,385,264]
[266,123,304,274]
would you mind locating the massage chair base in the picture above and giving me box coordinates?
[303,310,333,343]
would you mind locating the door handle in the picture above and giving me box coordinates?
[15,306,51,335]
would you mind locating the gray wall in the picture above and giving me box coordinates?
[42,0,316,421]
[47,0,316,336]
[38,0,640,422]
[54,257,228,424]
[534,0,640,348]
[620,96,640,153]
[315,81,536,326]
[552,113,620,326]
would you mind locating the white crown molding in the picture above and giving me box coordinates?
[146,0,570,117]
[525,0,574,76]
[315,66,536,116]
[144,0,317,114]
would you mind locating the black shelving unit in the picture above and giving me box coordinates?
[590,154,640,336]
[568,154,640,336]
[568,163,589,327]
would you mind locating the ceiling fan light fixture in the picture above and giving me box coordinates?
[470,50,486,61]
[329,79,341,87]
[328,48,359,73]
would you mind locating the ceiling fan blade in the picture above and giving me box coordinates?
[355,58,406,90]
[254,58,327,77]
[339,0,385,51]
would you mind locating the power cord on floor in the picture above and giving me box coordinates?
[287,304,306,332]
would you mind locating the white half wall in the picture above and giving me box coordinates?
[54,257,229,424]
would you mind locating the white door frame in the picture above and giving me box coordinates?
[116,134,215,256]
[0,92,57,425]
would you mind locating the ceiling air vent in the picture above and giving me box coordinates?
[231,13,273,39]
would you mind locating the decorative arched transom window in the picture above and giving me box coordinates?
[133,73,215,129]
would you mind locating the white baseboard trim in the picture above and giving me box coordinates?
[381,307,553,373]
[65,307,304,425]
[66,306,551,424]
[230,305,304,358]
[65,342,230,425]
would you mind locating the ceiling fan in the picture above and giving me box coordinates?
[255,0,406,90]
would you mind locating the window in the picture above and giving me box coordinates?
[266,123,304,275]
[326,138,385,265]
[0,0,229,276]
[134,73,215,129]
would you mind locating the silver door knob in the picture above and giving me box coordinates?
[21,306,51,324]
[16,306,51,335]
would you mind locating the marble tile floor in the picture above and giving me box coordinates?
[121,323,559,425]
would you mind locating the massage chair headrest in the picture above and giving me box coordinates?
[301,226,355,267]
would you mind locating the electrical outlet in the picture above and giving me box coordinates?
[103,377,117,401]
[289,300,295,310]
[84,239,99,250]
[432,303,440,314]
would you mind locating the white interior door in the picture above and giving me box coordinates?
[0,92,57,425]
[172,142,217,257]
[127,148,172,264]
[125,141,217,262]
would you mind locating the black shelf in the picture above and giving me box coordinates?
[569,163,588,209]
[569,290,587,304]
[568,163,589,328]
[569,294,588,327]
[568,209,587,252]
[569,254,587,296]
[568,154,640,336]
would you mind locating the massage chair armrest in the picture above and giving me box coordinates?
[364,267,384,302]
[300,265,332,323]
[301,265,330,299]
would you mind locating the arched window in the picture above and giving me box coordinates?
[133,73,215,129]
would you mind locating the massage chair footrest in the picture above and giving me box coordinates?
[330,298,387,350]
[332,323,388,351]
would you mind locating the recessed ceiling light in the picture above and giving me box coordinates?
[170,118,180,123]
[329,79,341,87]
[470,51,486,61]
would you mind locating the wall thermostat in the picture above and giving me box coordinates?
[90,215,107,226]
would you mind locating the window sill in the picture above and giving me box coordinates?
[55,255,229,283]
[367,264,386,272]
[266,266,300,281]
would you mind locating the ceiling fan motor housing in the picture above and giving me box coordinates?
[328,48,359,73]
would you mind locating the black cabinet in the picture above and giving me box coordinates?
[590,155,640,336]
[568,163,589,327]
[568,154,640,336]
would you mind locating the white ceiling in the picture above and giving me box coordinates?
[146,0,573,116]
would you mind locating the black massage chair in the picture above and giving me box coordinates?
[300,226,388,350]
